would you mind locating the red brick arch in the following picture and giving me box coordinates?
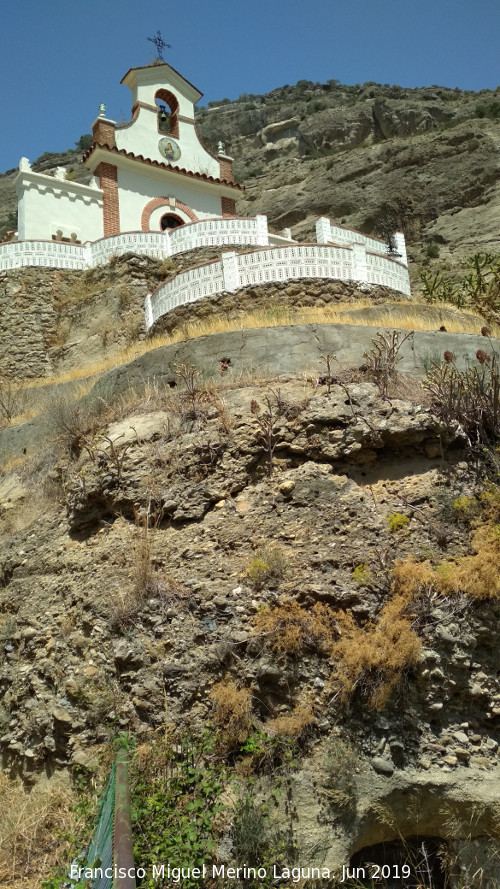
[141,197,198,231]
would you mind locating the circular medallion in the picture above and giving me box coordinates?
[158,137,181,162]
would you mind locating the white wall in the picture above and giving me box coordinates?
[115,105,220,177]
[117,167,223,231]
[16,172,103,241]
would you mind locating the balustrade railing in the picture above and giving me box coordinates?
[0,216,276,271]
[0,218,411,332]
[147,243,410,330]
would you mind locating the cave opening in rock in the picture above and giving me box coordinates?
[346,836,448,888]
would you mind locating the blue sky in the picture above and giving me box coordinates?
[1,0,499,173]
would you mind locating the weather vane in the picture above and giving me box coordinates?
[147,30,172,61]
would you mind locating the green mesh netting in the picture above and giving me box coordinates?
[85,758,116,889]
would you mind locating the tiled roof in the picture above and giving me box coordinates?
[82,144,242,191]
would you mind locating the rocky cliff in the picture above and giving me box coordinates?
[1,335,500,886]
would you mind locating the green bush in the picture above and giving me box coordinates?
[246,546,289,590]
[476,102,500,120]
[426,243,440,259]
[387,512,410,532]
[352,563,371,586]
[131,736,224,889]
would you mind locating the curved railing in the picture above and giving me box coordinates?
[145,243,411,330]
[0,216,274,271]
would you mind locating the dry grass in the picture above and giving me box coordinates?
[246,545,290,590]
[331,597,422,710]
[265,704,314,739]
[253,599,338,654]
[393,522,500,601]
[210,679,253,749]
[13,301,498,392]
[0,772,77,888]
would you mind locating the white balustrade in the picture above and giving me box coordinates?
[0,218,411,329]
[0,239,87,271]
[316,217,408,267]
[147,243,410,330]
[0,216,275,271]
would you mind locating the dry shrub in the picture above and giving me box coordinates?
[0,772,76,888]
[393,524,500,601]
[332,597,422,710]
[265,704,314,740]
[391,558,436,599]
[132,516,155,600]
[323,737,360,808]
[210,679,253,749]
[436,524,500,599]
[109,517,189,629]
[246,545,289,590]
[252,599,338,654]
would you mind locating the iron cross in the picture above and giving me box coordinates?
[147,30,172,61]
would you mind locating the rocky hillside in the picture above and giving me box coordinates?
[1,75,500,889]
[1,332,500,886]
[195,80,500,264]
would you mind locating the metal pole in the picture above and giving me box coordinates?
[113,748,136,888]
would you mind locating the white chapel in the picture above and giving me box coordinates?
[15,61,241,243]
[4,59,411,326]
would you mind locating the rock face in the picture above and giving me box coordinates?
[0,365,499,881]
[1,74,500,886]
[194,81,500,261]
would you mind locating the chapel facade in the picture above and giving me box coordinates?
[15,62,241,243]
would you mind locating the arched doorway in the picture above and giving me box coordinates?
[160,213,184,231]
[141,197,198,231]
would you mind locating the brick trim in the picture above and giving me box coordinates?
[96,162,120,236]
[92,118,116,148]
[141,196,198,231]
[219,157,234,184]
[221,197,236,217]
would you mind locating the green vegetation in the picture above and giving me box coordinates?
[426,243,440,259]
[246,545,289,590]
[476,101,500,119]
[387,512,410,532]
[131,735,224,889]
[231,792,299,888]
[352,563,371,585]
[420,252,500,317]
[75,134,93,151]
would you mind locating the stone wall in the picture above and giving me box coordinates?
[0,268,65,378]
[149,278,405,336]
